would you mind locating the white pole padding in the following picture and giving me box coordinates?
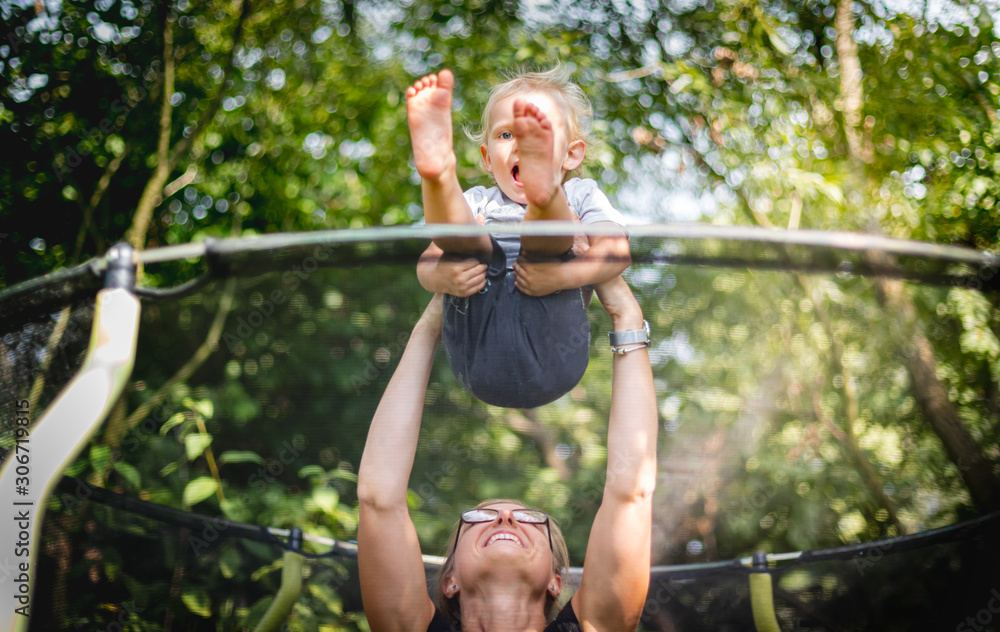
[0,288,141,632]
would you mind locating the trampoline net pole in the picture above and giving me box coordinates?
[750,551,781,632]
[0,245,140,632]
[252,548,305,632]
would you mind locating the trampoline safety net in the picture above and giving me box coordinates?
[0,226,998,632]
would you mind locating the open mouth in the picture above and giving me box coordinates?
[512,165,521,185]
[485,532,524,548]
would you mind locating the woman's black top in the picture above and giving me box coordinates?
[426,599,582,631]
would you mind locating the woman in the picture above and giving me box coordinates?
[357,276,657,632]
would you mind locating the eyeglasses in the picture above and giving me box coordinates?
[451,508,551,558]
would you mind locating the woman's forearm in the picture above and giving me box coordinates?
[357,297,443,509]
[572,278,657,628]
[602,284,658,502]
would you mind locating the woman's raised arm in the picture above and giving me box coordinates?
[573,276,658,631]
[357,295,444,632]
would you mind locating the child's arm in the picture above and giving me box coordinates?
[512,223,630,296]
[416,242,488,296]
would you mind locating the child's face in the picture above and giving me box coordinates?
[480,91,584,205]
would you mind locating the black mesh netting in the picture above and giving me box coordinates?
[2,227,998,631]
[0,299,95,463]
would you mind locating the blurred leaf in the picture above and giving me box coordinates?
[219,546,241,579]
[89,444,111,472]
[160,412,189,436]
[220,450,267,465]
[312,488,340,514]
[185,433,214,461]
[183,477,219,507]
[181,586,212,618]
[112,461,141,490]
[298,465,326,478]
[184,397,214,419]
[250,559,284,582]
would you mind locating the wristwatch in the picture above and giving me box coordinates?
[608,319,650,350]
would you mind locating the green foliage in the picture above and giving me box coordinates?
[3,0,999,630]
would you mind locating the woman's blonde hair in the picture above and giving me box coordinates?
[467,65,595,151]
[433,499,571,628]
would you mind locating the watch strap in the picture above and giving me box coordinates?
[608,319,650,348]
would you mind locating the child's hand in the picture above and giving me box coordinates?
[435,257,488,296]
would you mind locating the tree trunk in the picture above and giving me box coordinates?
[873,274,1000,511]
[834,0,999,512]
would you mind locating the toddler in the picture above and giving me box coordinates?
[407,66,630,407]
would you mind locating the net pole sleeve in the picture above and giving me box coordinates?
[749,551,781,632]
[252,549,305,632]
[0,245,141,632]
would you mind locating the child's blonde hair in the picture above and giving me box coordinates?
[467,65,595,150]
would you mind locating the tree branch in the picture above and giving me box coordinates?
[125,0,251,250]
[108,278,237,447]
[834,0,871,165]
[169,0,251,165]
[871,271,1000,512]
[834,4,997,511]
[504,408,571,481]
[803,275,904,533]
[124,10,176,250]
[686,77,1000,512]
[160,162,199,201]
[75,145,130,263]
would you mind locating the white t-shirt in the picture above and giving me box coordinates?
[463,178,626,267]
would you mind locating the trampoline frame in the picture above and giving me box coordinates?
[1,225,997,631]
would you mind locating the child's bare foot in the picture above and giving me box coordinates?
[512,97,561,208]
[406,70,456,181]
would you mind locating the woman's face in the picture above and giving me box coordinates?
[450,501,558,592]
